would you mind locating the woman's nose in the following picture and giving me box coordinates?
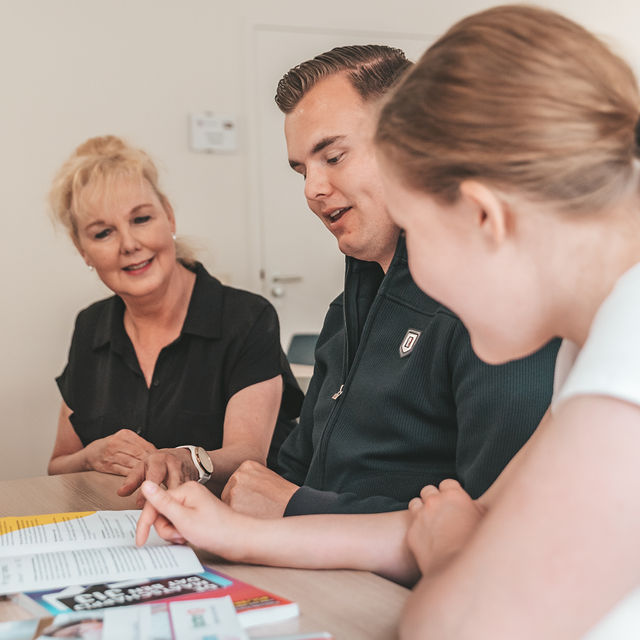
[119,228,141,254]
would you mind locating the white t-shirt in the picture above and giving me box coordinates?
[552,261,640,639]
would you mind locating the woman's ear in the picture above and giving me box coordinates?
[160,195,176,233]
[72,236,90,266]
[459,180,509,246]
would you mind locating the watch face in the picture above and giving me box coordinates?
[195,446,214,474]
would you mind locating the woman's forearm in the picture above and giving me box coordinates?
[48,449,89,475]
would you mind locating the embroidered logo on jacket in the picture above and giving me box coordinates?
[399,329,422,357]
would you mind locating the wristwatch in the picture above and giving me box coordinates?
[177,445,213,484]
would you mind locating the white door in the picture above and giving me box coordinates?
[248,26,431,350]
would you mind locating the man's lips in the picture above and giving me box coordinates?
[326,206,352,224]
[123,257,154,272]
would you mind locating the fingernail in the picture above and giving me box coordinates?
[143,481,157,494]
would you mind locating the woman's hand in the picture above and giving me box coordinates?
[48,403,156,476]
[407,479,486,577]
[118,448,199,500]
[82,428,157,476]
[135,481,250,561]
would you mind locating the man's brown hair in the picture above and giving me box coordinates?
[275,44,411,113]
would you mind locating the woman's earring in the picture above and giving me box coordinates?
[172,233,177,241]
[88,265,94,271]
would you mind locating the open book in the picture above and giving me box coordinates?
[0,510,203,595]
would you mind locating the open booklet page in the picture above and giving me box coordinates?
[0,511,202,594]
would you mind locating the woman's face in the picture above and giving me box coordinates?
[379,165,552,365]
[75,176,177,303]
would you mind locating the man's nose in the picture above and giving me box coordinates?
[304,166,331,201]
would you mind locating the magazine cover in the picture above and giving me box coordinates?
[12,565,298,628]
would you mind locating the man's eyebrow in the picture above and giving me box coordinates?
[289,135,345,170]
[312,135,344,154]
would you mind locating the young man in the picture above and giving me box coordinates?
[219,45,560,518]
[136,45,559,584]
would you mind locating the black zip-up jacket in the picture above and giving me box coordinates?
[279,237,559,515]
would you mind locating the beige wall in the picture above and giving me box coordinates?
[0,0,638,481]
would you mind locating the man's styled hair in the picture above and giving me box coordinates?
[275,44,412,113]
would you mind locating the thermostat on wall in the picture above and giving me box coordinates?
[190,112,237,152]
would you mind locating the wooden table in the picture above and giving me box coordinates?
[0,472,409,639]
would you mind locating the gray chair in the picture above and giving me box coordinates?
[286,333,319,366]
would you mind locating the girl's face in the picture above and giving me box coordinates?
[379,165,554,365]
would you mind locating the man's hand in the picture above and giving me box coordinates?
[83,429,156,476]
[407,479,486,577]
[221,460,299,518]
[136,481,249,562]
[118,447,198,501]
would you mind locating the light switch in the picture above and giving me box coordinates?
[190,112,237,152]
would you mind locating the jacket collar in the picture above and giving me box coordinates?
[345,233,407,278]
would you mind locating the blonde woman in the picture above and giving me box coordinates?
[49,136,301,497]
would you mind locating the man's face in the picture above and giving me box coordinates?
[284,74,399,270]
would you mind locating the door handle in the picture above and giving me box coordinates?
[272,274,303,284]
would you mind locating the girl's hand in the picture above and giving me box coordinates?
[135,481,251,562]
[407,479,486,576]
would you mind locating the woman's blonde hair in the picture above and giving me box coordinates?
[376,5,640,213]
[49,135,195,264]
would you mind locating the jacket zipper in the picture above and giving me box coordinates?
[315,253,396,485]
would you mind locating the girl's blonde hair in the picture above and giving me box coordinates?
[49,135,195,264]
[376,5,640,213]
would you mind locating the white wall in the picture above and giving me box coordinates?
[0,0,638,481]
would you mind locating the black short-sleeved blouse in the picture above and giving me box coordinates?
[57,262,303,451]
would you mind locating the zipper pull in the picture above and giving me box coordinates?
[331,384,344,400]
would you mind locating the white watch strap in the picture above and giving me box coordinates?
[177,445,212,484]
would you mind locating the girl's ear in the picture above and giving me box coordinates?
[459,180,509,246]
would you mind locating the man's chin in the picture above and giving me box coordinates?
[338,240,363,260]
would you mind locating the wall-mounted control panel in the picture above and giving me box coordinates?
[190,112,237,152]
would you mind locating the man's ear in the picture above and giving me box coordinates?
[459,180,509,246]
